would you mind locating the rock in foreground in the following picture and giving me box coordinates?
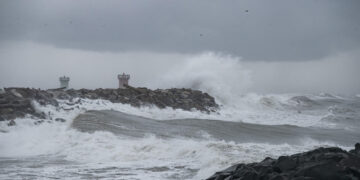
[0,86,218,121]
[207,143,360,180]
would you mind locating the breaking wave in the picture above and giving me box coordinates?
[1,109,356,180]
[156,52,252,105]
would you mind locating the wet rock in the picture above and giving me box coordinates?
[34,120,44,125]
[295,161,344,180]
[275,156,297,172]
[7,119,16,126]
[0,88,5,94]
[207,143,360,180]
[350,143,360,155]
[10,89,23,98]
[1,108,14,114]
[289,96,317,107]
[0,98,8,104]
[55,118,66,122]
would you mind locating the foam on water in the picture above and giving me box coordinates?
[29,94,341,128]
[0,115,350,179]
[1,94,357,179]
[0,94,355,179]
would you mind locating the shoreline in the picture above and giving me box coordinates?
[207,143,360,180]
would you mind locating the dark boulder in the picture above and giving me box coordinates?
[207,143,360,180]
[350,143,360,155]
[55,118,66,122]
[7,119,16,126]
[275,156,297,172]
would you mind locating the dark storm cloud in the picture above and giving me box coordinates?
[0,0,360,60]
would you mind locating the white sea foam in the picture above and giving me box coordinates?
[0,116,349,179]
[38,96,333,128]
[12,92,337,129]
[0,94,355,179]
[0,94,350,180]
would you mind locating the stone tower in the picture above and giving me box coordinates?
[59,76,70,89]
[118,73,130,88]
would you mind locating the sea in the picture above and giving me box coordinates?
[1,92,360,179]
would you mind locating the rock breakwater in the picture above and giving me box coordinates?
[0,86,218,121]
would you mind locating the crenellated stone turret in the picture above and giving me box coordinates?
[59,76,70,89]
[118,73,130,88]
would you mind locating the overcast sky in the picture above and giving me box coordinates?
[0,0,359,94]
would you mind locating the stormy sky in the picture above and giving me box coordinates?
[0,0,360,95]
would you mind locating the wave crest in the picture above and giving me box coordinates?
[158,52,252,105]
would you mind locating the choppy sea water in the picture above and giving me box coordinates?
[1,93,360,179]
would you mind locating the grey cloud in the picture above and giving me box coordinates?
[1,0,360,60]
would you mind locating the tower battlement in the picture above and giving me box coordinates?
[59,76,70,89]
[118,73,130,88]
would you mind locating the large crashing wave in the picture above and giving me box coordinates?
[1,108,356,180]
[155,52,252,105]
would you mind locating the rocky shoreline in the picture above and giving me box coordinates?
[207,143,360,180]
[0,86,218,121]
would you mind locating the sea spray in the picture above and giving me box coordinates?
[157,52,252,105]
